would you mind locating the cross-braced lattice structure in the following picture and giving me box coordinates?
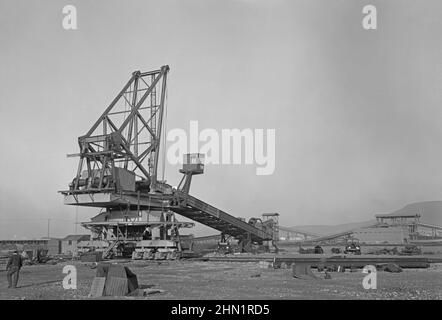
[68,65,169,195]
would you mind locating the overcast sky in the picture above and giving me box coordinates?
[1,0,442,239]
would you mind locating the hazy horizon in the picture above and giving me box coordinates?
[1,0,442,240]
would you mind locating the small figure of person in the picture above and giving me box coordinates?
[143,227,152,240]
[6,250,23,289]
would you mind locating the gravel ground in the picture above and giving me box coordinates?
[0,260,441,300]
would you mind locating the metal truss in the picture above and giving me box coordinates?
[68,66,170,193]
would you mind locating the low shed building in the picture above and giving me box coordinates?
[61,235,90,255]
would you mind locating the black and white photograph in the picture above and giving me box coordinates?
[0,0,441,307]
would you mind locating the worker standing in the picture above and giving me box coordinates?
[6,250,23,288]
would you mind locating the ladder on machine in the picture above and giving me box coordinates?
[102,239,121,259]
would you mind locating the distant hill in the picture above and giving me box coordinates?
[289,201,442,236]
[388,201,442,226]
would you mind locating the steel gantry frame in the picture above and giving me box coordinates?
[68,65,169,193]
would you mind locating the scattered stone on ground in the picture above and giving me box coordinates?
[0,260,441,300]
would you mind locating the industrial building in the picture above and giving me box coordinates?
[0,238,61,256]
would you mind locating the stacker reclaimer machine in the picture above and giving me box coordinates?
[60,66,277,259]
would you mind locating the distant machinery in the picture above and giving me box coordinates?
[262,213,280,245]
[277,226,319,241]
[291,213,442,247]
[297,229,362,246]
[60,66,275,258]
[375,213,442,241]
